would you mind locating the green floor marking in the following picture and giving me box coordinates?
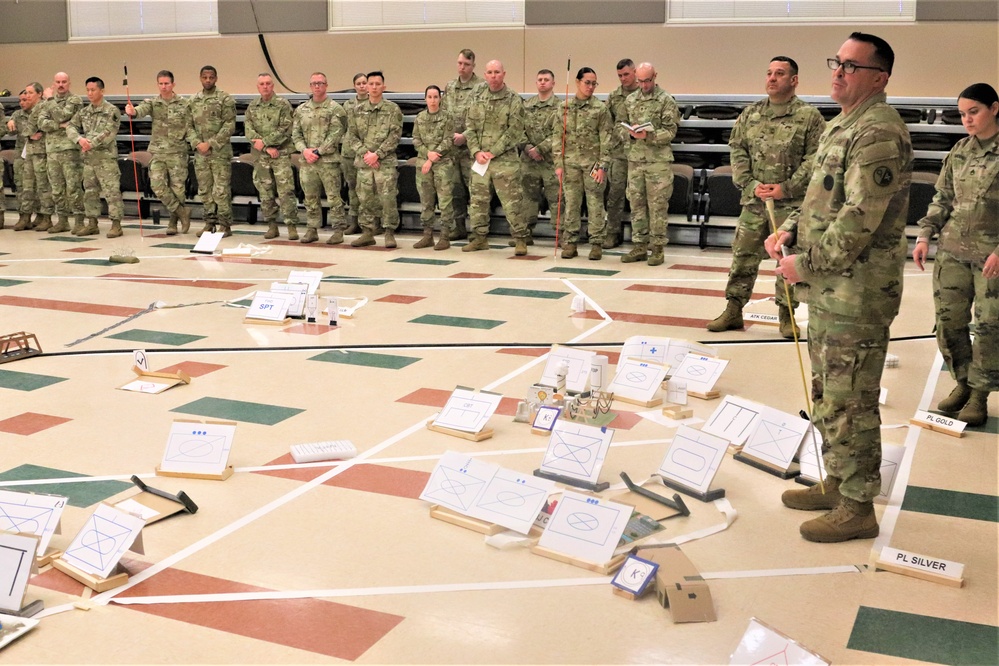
[309,350,421,370]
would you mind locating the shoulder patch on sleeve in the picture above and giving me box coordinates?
[857,139,900,166]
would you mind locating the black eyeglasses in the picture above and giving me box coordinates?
[827,58,884,74]
[309,81,327,87]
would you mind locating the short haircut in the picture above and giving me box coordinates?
[27,82,42,94]
[959,82,999,117]
[85,76,105,89]
[156,70,174,82]
[848,32,894,75]
[459,49,475,62]
[200,65,217,76]
[311,72,327,81]
[537,69,555,79]
[576,67,596,81]
[425,84,442,97]
[352,72,366,84]
[770,56,798,76]
[366,70,384,82]
[616,58,635,71]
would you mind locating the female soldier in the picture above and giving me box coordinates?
[341,73,367,234]
[411,85,455,250]
[913,83,999,426]
[553,67,613,260]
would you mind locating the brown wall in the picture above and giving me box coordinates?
[1,22,995,99]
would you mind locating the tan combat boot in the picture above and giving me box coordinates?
[351,231,376,247]
[13,214,32,231]
[198,221,216,236]
[434,235,450,251]
[508,232,535,247]
[263,222,279,239]
[799,497,878,543]
[450,223,468,241]
[178,207,191,234]
[326,230,344,245]
[73,213,86,235]
[286,224,299,241]
[79,217,100,236]
[218,223,232,238]
[462,235,489,252]
[648,244,664,266]
[588,244,602,261]
[938,380,971,413]
[957,390,990,427]
[106,220,123,238]
[166,211,179,235]
[33,214,52,232]
[513,239,528,256]
[781,476,842,511]
[383,230,397,249]
[413,229,434,249]
[706,300,744,332]
[300,228,319,244]
[562,242,578,259]
[620,243,647,263]
[48,215,71,233]
[602,233,621,249]
[344,215,360,235]
[779,307,799,339]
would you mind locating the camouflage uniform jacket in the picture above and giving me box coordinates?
[244,95,294,156]
[132,95,195,156]
[917,133,999,262]
[37,92,84,153]
[624,85,679,164]
[188,87,236,153]
[24,103,47,156]
[340,96,367,158]
[781,92,913,322]
[10,109,29,154]
[607,84,638,158]
[442,73,482,135]
[66,100,121,158]
[412,109,454,162]
[553,96,612,170]
[523,95,559,161]
[293,98,347,160]
[345,98,402,167]
[464,85,525,162]
[729,96,825,208]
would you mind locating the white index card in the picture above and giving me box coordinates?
[702,395,765,446]
[540,345,596,393]
[657,425,728,494]
[159,420,236,476]
[538,490,632,564]
[729,617,829,665]
[540,420,613,484]
[287,270,323,294]
[433,386,503,433]
[620,336,672,367]
[61,503,145,578]
[740,404,810,470]
[672,353,728,394]
[0,532,38,612]
[133,349,149,371]
[190,230,224,254]
[876,442,907,504]
[666,379,688,405]
[420,451,494,514]
[270,282,308,318]
[607,358,669,403]
[796,425,826,483]
[0,490,68,556]
[246,290,293,321]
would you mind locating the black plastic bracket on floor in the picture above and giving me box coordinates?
[533,469,609,493]
[620,472,690,517]
[733,453,800,480]
[130,475,199,514]
[659,476,725,503]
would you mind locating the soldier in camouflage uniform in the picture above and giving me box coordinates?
[340,73,367,234]
[622,63,679,266]
[913,82,999,427]
[605,58,638,249]
[441,49,482,240]
[771,33,912,543]
[189,65,236,237]
[553,67,612,261]
[707,57,825,338]
[13,83,54,232]
[125,70,195,235]
[463,60,529,255]
[294,72,348,245]
[346,71,402,249]
[67,77,124,238]
[520,69,560,246]
[37,72,84,233]
[6,91,33,230]
[411,85,455,250]
[244,73,300,240]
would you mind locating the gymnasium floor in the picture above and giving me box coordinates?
[0,211,996,665]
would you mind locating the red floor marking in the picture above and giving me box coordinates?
[255,457,431,500]
[0,295,145,317]
[669,263,776,276]
[449,272,492,279]
[626,284,772,300]
[376,295,426,304]
[0,412,72,436]
[116,567,404,660]
[572,309,721,329]
[62,247,101,253]
[156,361,227,377]
[186,255,335,268]
[496,347,548,357]
[281,323,337,335]
[99,272,254,291]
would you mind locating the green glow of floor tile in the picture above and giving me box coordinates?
[901,486,998,522]
[41,236,93,243]
[544,266,619,276]
[486,287,569,300]
[410,314,504,330]
[0,279,30,287]
[153,242,196,249]
[0,369,68,391]
[0,464,131,508]
[389,257,457,266]
[171,396,304,425]
[848,607,999,665]
[106,329,207,346]
[65,258,117,266]
[322,275,392,286]
[309,350,421,369]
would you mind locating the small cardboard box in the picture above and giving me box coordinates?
[636,544,716,623]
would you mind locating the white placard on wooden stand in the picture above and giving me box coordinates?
[909,409,966,437]
[156,419,236,480]
[244,291,293,325]
[427,386,502,440]
[656,424,727,501]
[0,490,67,566]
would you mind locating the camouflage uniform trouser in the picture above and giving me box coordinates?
[341,153,359,217]
[149,153,189,215]
[47,149,84,217]
[452,147,473,223]
[933,249,999,392]
[562,165,607,245]
[193,150,233,225]
[23,153,53,215]
[627,161,673,246]
[252,153,299,224]
[808,305,888,503]
[605,155,628,236]
[521,158,560,232]
[13,157,30,215]
[300,158,346,230]
[356,162,399,233]
[82,155,124,220]
[417,160,456,233]
[724,204,797,309]
[469,156,527,239]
